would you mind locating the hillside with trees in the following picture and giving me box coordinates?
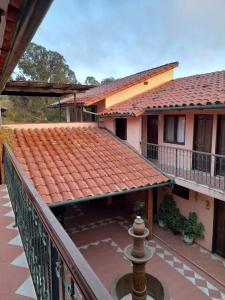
[0,42,115,124]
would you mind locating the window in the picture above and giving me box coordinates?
[115,118,127,140]
[164,115,185,144]
[172,184,189,200]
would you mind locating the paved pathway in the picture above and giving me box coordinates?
[0,185,36,300]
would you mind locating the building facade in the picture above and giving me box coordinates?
[60,62,225,255]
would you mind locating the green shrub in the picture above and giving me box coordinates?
[158,194,184,234]
[183,212,204,240]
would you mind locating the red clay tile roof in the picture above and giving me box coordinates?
[13,126,168,204]
[50,62,178,108]
[100,70,225,117]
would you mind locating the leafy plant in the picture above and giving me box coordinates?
[183,212,204,240]
[158,195,174,223]
[167,207,185,234]
[158,194,184,234]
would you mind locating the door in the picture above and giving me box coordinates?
[215,115,225,176]
[213,199,225,257]
[147,115,158,159]
[193,115,213,172]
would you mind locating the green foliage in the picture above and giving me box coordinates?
[16,42,77,83]
[84,76,100,86]
[0,95,66,124]
[158,194,184,234]
[3,42,78,124]
[100,77,115,84]
[183,212,204,240]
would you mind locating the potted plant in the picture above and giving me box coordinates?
[158,194,174,229]
[183,212,204,244]
[167,207,185,235]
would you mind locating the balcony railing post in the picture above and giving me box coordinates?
[50,242,59,300]
[175,148,178,177]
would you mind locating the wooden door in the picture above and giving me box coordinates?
[213,199,225,257]
[193,115,213,172]
[147,115,158,159]
[216,115,225,176]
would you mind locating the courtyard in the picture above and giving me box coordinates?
[62,197,225,300]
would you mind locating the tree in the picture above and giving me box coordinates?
[84,76,99,86]
[3,42,78,124]
[16,42,77,83]
[101,77,115,84]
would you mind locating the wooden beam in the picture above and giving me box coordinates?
[145,189,153,240]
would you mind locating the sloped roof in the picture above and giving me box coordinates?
[100,69,225,117]
[13,126,168,205]
[50,62,178,108]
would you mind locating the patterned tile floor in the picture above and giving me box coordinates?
[0,185,36,300]
[64,199,225,300]
[2,185,225,300]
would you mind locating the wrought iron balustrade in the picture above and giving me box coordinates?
[141,142,225,191]
[3,143,112,300]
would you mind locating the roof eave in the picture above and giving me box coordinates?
[144,103,225,112]
[0,0,53,93]
[48,180,172,208]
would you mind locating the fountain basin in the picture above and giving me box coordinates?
[111,273,169,300]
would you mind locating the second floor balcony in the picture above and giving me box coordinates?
[142,142,225,195]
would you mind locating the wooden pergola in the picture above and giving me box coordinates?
[1,81,95,97]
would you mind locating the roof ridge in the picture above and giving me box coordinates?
[174,68,225,81]
[52,61,178,107]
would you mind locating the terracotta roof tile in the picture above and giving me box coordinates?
[13,126,168,204]
[100,69,225,116]
[51,62,178,107]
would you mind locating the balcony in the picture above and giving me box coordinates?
[142,143,225,192]
[2,143,111,300]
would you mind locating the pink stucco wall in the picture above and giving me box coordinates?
[103,117,142,152]
[157,187,214,251]
[102,109,225,252]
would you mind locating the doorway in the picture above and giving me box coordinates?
[213,199,225,257]
[192,115,213,172]
[147,115,158,160]
[215,115,225,176]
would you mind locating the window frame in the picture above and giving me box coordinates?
[115,118,127,140]
[164,115,186,145]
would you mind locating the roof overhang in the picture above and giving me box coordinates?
[48,180,173,208]
[0,0,53,93]
[144,103,225,112]
[2,80,96,97]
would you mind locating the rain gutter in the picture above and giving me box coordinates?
[48,180,173,209]
[145,103,225,112]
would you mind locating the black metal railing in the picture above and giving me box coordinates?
[3,143,112,300]
[142,142,225,191]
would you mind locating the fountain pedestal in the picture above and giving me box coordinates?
[124,217,152,300]
[111,216,169,300]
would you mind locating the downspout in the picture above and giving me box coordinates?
[83,106,101,127]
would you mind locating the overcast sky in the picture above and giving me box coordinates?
[33,0,225,83]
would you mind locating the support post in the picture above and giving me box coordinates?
[145,189,153,240]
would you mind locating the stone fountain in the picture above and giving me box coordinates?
[111,216,169,300]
